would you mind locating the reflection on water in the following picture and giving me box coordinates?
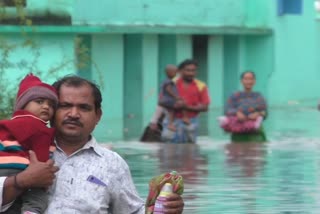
[157,144,208,185]
[111,107,320,213]
[224,143,266,178]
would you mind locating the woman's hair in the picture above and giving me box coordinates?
[240,71,256,80]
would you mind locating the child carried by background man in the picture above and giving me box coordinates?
[158,65,189,131]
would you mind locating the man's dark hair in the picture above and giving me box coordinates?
[178,59,198,70]
[240,71,256,80]
[52,75,102,111]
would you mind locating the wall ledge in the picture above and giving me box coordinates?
[0,25,273,35]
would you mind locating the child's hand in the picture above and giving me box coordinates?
[178,100,184,104]
[175,97,183,101]
[175,99,185,108]
[248,112,260,120]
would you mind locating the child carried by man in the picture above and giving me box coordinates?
[0,73,58,214]
[158,65,189,131]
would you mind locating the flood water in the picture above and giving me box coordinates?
[111,107,320,213]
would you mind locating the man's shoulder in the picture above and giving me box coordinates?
[92,144,131,176]
[94,143,116,155]
[93,144,126,163]
[194,79,207,92]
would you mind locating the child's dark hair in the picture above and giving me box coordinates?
[178,59,198,70]
[240,71,256,80]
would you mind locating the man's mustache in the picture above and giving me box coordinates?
[62,119,83,127]
[184,76,194,82]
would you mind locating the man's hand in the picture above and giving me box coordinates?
[183,104,208,112]
[16,151,59,189]
[236,111,246,121]
[174,99,185,109]
[2,151,59,206]
[163,193,184,214]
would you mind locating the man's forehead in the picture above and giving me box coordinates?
[59,86,93,99]
[60,84,93,93]
[58,99,95,109]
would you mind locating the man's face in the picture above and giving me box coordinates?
[241,72,256,91]
[181,64,197,82]
[54,84,102,143]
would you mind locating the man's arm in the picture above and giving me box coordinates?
[2,151,58,207]
[111,156,145,214]
[184,104,208,112]
[0,176,18,212]
[110,155,184,214]
[184,85,210,113]
[2,176,24,207]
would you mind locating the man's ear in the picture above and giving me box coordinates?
[96,108,102,124]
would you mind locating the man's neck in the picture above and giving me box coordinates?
[56,137,89,156]
[182,78,193,84]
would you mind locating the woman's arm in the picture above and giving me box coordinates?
[256,93,268,119]
[248,93,268,120]
[225,93,239,116]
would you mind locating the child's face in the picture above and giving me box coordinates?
[24,98,55,122]
[166,68,177,79]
